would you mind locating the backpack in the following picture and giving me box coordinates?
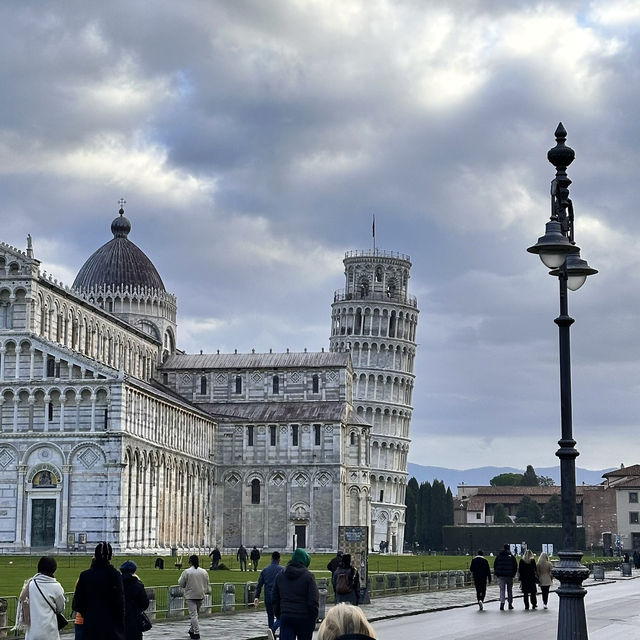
[335,568,353,595]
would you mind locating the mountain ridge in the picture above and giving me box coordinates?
[407,463,615,492]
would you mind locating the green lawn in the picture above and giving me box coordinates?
[0,552,612,598]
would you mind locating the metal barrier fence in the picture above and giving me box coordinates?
[0,571,476,638]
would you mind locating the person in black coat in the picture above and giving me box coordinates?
[493,544,518,610]
[72,541,125,640]
[120,561,150,640]
[518,549,538,610]
[331,553,360,606]
[469,550,491,610]
[272,548,319,640]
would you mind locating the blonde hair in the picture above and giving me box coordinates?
[317,603,377,640]
[523,549,536,563]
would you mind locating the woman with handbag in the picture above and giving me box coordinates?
[20,555,66,640]
[120,561,151,639]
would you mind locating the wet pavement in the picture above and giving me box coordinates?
[144,569,636,640]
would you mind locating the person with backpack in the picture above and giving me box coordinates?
[331,553,360,606]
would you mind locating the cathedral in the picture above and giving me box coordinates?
[0,206,418,554]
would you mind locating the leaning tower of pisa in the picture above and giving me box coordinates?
[330,249,418,553]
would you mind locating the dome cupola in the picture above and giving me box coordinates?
[73,206,165,291]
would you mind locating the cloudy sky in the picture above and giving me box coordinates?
[2,1,640,471]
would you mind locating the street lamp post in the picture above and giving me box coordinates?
[527,123,597,640]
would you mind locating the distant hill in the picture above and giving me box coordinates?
[407,463,615,493]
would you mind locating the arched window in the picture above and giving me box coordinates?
[200,375,207,395]
[360,277,370,297]
[272,375,279,394]
[251,479,261,504]
[312,374,319,394]
[46,357,55,378]
[375,266,383,282]
[235,376,242,394]
[350,432,356,445]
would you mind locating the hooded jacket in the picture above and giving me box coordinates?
[122,573,149,640]
[272,561,319,621]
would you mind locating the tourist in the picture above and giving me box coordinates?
[178,554,211,640]
[250,545,261,571]
[634,549,640,569]
[272,548,319,640]
[332,554,360,606]
[469,549,491,610]
[120,561,150,640]
[209,546,222,570]
[536,552,554,609]
[72,542,125,640]
[237,544,249,571]
[19,555,66,640]
[493,544,517,610]
[326,550,343,574]
[518,549,538,610]
[254,551,285,636]
[317,602,377,640]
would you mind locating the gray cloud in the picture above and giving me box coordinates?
[2,0,639,470]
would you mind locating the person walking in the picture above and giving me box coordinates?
[493,544,517,611]
[209,546,222,570]
[120,561,150,640]
[519,549,538,610]
[326,550,343,575]
[250,546,261,571]
[272,548,319,640]
[331,553,360,606]
[634,549,640,570]
[536,551,554,609]
[317,602,377,640]
[469,549,491,610]
[73,542,125,640]
[254,551,285,636]
[178,555,210,640]
[19,556,66,640]
[237,544,248,571]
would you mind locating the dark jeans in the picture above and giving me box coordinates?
[239,558,247,570]
[540,585,550,605]
[279,614,315,640]
[252,560,259,571]
[473,578,487,601]
[523,590,538,609]
[75,624,84,640]
[265,596,280,632]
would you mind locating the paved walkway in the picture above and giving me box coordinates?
[144,569,637,640]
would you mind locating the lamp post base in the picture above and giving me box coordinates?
[554,549,590,639]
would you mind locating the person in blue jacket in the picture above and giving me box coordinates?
[254,551,285,635]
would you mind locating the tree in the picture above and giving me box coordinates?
[493,503,512,524]
[521,465,539,486]
[515,496,542,523]
[538,475,555,486]
[405,477,419,544]
[490,473,522,486]
[542,494,562,523]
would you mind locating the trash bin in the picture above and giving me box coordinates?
[621,562,632,577]
[317,587,327,621]
[592,565,605,580]
[245,582,257,607]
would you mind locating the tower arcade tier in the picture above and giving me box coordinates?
[330,249,419,553]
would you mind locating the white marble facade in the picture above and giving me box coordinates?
[0,210,383,553]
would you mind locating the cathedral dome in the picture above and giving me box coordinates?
[73,208,166,291]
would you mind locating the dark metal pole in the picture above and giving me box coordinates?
[550,133,590,640]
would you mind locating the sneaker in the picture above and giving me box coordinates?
[532,605,537,609]
[508,604,514,610]
[478,600,483,610]
[500,603,504,611]
[544,605,548,609]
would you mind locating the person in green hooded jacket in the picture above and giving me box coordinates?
[272,548,319,640]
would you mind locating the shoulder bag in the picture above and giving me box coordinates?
[33,579,68,630]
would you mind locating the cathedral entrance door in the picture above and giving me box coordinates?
[31,499,56,547]
[295,524,306,549]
